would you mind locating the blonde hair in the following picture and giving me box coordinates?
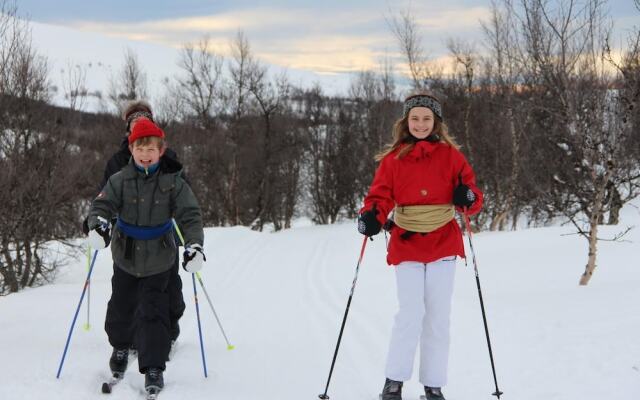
[375,94,459,161]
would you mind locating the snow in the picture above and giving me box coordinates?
[1,203,640,399]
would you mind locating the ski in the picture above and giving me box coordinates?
[101,372,124,394]
[378,396,422,400]
[101,350,138,394]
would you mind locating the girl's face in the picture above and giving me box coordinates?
[407,107,435,140]
[130,142,165,168]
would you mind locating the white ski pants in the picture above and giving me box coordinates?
[384,257,456,387]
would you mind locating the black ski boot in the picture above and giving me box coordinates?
[109,348,129,377]
[381,378,403,400]
[145,367,164,392]
[424,386,446,400]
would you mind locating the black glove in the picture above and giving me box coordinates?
[453,184,476,208]
[87,216,111,250]
[358,207,382,237]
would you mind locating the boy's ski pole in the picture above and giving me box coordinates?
[192,273,208,378]
[460,210,503,399]
[56,250,98,378]
[318,235,369,400]
[171,218,234,350]
[195,272,234,350]
[84,245,92,331]
[171,219,208,377]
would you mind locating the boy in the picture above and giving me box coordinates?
[83,101,187,347]
[87,118,205,396]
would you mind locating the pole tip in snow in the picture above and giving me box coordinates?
[227,344,235,350]
[493,390,504,399]
[83,323,91,331]
[318,395,329,399]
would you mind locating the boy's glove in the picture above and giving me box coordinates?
[87,216,111,250]
[183,243,206,273]
[453,184,476,208]
[357,207,382,237]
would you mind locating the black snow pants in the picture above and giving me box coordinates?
[105,264,172,372]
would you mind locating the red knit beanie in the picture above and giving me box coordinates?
[128,118,165,145]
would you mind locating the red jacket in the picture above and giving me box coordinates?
[361,140,483,265]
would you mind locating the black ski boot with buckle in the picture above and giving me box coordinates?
[381,378,403,400]
[108,348,129,377]
[424,386,446,400]
[145,367,164,393]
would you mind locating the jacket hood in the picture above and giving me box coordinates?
[159,153,183,174]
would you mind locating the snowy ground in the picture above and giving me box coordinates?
[1,202,640,400]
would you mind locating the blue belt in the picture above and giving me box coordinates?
[116,218,173,240]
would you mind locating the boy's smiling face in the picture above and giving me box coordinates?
[130,141,165,169]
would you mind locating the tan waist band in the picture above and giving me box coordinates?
[393,204,455,233]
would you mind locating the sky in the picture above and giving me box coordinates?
[12,1,640,82]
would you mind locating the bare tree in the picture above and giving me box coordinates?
[172,37,224,127]
[225,31,258,225]
[0,1,21,93]
[511,0,639,285]
[0,2,88,294]
[107,47,148,115]
[349,62,400,195]
[60,60,87,111]
[248,68,293,231]
[479,1,529,231]
[447,39,478,163]
[386,7,431,90]
[228,31,256,119]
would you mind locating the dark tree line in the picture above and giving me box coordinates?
[1,0,639,294]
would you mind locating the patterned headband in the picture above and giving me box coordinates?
[126,111,154,132]
[402,95,443,121]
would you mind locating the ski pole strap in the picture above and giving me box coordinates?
[115,218,173,240]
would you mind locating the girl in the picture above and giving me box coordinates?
[358,93,483,400]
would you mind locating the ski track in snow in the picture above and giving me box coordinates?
[2,204,640,399]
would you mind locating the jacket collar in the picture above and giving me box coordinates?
[122,155,184,179]
[402,140,440,160]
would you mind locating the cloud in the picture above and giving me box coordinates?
[66,7,395,73]
[415,6,492,31]
[64,5,491,76]
[257,34,394,74]
[69,7,381,41]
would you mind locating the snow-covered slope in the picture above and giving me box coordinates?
[1,202,639,399]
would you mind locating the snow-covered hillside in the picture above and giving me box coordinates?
[1,202,639,399]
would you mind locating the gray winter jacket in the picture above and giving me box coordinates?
[88,156,203,277]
